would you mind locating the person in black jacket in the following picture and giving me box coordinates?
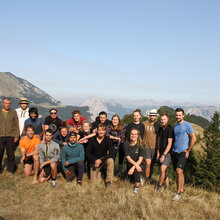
[91,111,111,133]
[53,126,70,149]
[86,124,114,187]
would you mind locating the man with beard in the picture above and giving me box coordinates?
[156,113,173,192]
[38,129,60,187]
[23,107,44,139]
[142,109,160,183]
[44,108,62,134]
[172,108,196,201]
[0,97,19,175]
[19,124,40,184]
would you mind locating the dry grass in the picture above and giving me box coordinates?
[0,149,220,220]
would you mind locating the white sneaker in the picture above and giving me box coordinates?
[133,187,139,195]
[172,193,181,201]
[51,180,56,187]
[140,177,145,186]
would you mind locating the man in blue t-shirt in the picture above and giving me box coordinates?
[172,108,197,201]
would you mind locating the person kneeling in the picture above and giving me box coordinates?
[61,132,84,185]
[19,125,40,184]
[38,129,60,187]
[124,128,146,194]
[86,124,114,187]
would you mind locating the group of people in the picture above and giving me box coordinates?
[0,97,197,201]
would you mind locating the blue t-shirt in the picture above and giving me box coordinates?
[173,121,194,152]
[24,117,44,135]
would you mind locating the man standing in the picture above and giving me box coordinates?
[23,107,44,139]
[19,125,40,184]
[86,124,114,187]
[156,113,174,192]
[0,97,19,175]
[142,109,160,183]
[61,132,84,184]
[172,108,197,201]
[38,129,60,187]
[16,98,30,137]
[67,110,87,133]
[91,111,111,133]
[44,108,62,134]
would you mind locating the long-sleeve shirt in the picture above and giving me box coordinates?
[86,135,114,163]
[61,142,84,172]
[52,130,70,147]
[0,109,19,139]
[38,140,60,164]
[106,124,126,149]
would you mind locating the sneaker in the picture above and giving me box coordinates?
[106,181,111,188]
[146,177,151,185]
[133,187,139,195]
[157,186,162,193]
[172,193,181,201]
[140,177,145,186]
[51,180,56,187]
[8,171,15,177]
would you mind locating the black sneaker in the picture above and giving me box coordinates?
[106,181,111,188]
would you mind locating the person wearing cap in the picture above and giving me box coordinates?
[44,108,62,135]
[61,132,84,185]
[16,98,30,137]
[142,109,160,183]
[0,97,19,175]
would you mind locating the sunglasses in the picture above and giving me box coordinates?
[50,112,57,115]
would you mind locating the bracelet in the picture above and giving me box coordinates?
[162,153,166,156]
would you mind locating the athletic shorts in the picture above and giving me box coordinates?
[144,147,156,161]
[172,152,187,170]
[159,153,171,167]
[42,164,52,178]
[23,157,33,167]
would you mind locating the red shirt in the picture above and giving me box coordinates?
[67,116,87,128]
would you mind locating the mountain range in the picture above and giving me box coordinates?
[0,72,219,122]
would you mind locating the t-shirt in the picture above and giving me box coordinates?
[2,110,8,119]
[173,121,194,152]
[67,116,87,129]
[19,135,41,161]
[123,142,145,163]
[24,118,44,135]
[125,122,145,140]
[158,125,174,154]
[142,120,160,149]
[44,116,61,134]
[16,107,29,136]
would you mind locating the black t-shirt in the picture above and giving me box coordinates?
[44,116,62,134]
[158,124,174,154]
[123,141,145,163]
[78,130,93,150]
[125,122,145,140]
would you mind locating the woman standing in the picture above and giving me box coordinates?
[123,128,146,194]
[106,115,126,175]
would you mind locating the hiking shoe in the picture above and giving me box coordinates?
[106,181,111,188]
[157,186,162,193]
[172,193,181,201]
[8,171,15,177]
[133,187,139,195]
[140,177,145,186]
[77,182,82,186]
[51,180,56,187]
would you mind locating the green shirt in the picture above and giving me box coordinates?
[2,110,8,119]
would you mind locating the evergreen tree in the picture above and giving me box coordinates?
[195,111,220,192]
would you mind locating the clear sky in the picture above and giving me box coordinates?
[0,0,219,106]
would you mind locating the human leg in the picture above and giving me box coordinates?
[106,158,114,183]
[32,154,39,184]
[5,137,16,172]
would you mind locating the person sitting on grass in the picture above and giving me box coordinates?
[86,124,114,187]
[124,128,146,194]
[38,129,60,187]
[61,132,84,185]
[19,124,40,184]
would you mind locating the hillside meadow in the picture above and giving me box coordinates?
[0,148,220,220]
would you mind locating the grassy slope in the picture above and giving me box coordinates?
[0,152,220,220]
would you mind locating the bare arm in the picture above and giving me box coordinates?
[186,133,197,158]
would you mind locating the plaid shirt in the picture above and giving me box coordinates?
[106,124,126,149]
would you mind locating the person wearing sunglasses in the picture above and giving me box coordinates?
[44,108,62,135]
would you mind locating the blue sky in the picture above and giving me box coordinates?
[0,0,219,105]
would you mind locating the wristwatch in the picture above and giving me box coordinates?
[24,153,27,158]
